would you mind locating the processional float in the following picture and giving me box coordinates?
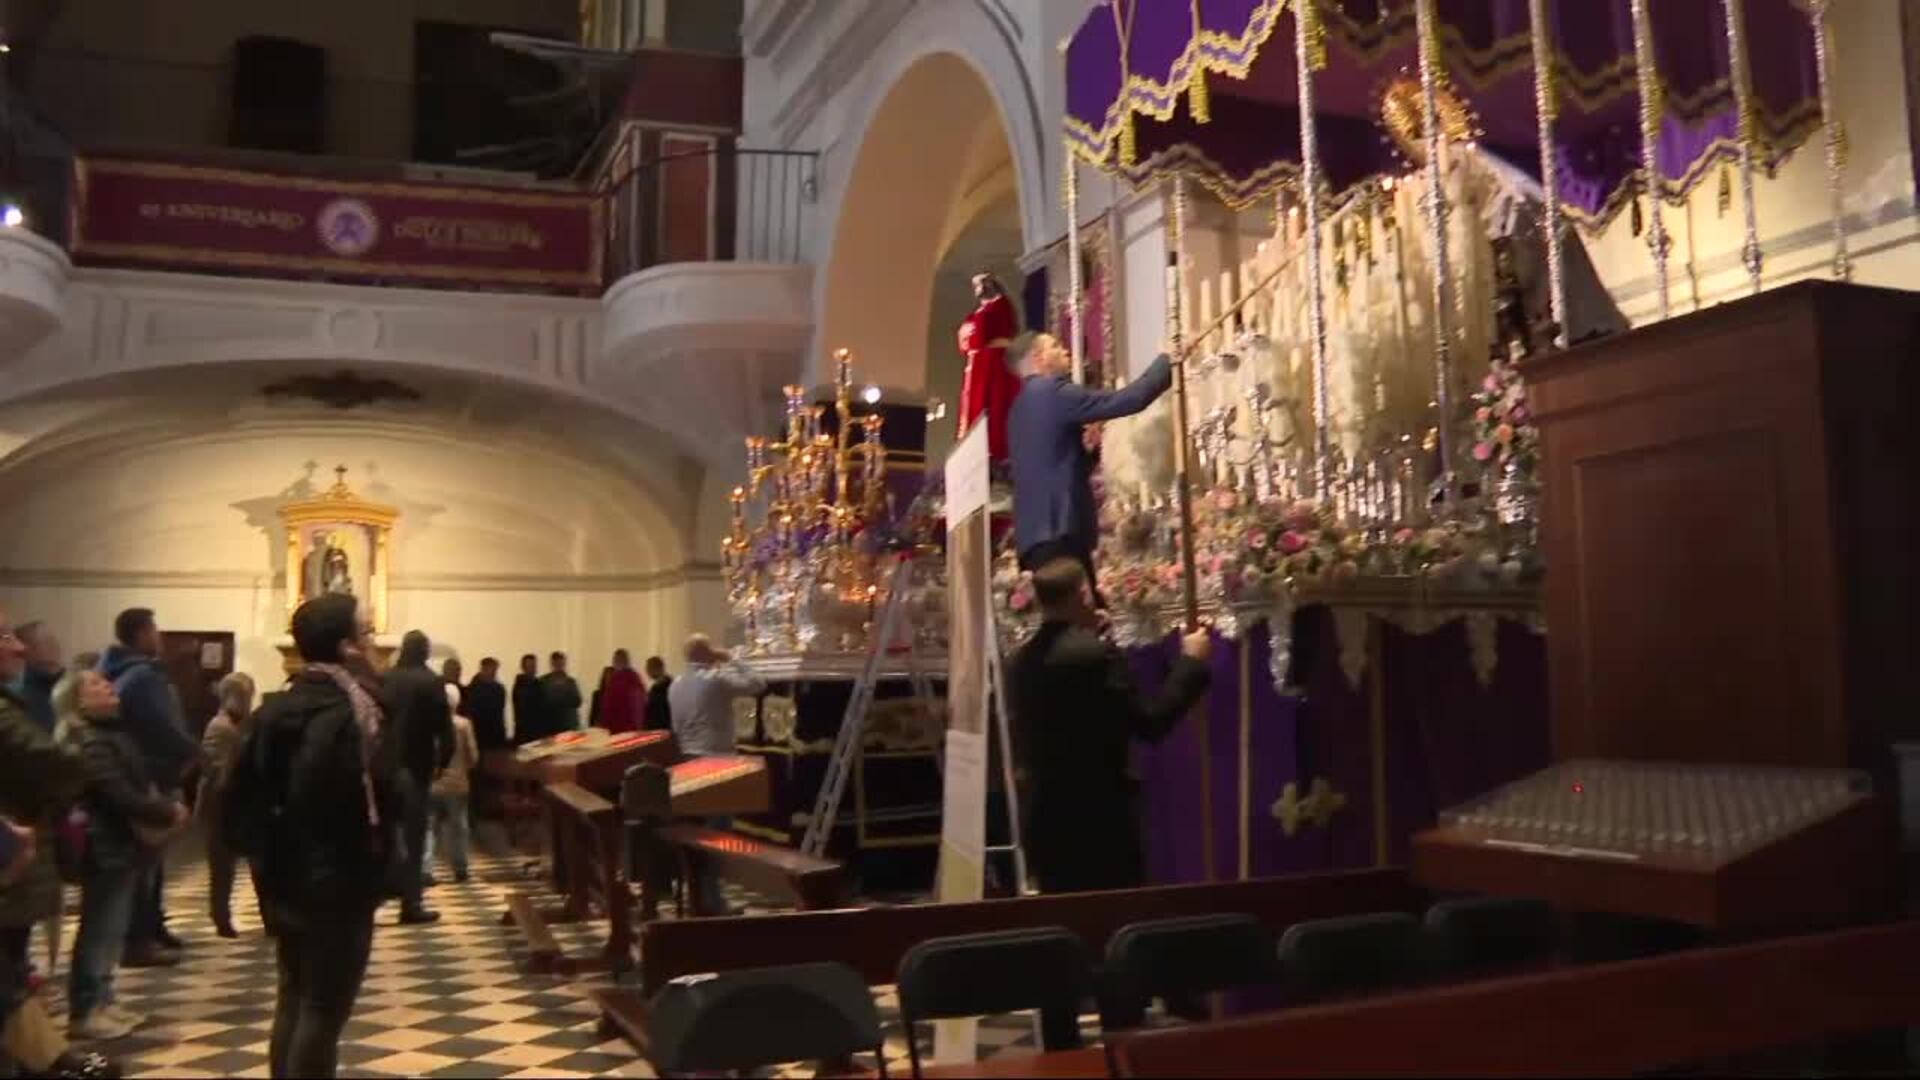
[1044,0,1847,882]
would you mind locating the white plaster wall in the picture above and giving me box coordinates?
[0,419,702,692]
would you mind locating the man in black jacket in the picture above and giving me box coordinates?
[383,631,452,925]
[1008,557,1212,894]
[235,594,398,1079]
[510,654,545,745]
[465,657,508,752]
[643,655,672,732]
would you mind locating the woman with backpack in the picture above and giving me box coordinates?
[57,668,188,1041]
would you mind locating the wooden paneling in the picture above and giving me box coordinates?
[1525,282,1920,782]
[658,133,714,263]
[1110,919,1920,1077]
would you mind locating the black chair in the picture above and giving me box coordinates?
[895,927,1093,1078]
[1277,911,1425,1003]
[647,961,884,1076]
[1423,895,1561,976]
[1101,913,1280,1031]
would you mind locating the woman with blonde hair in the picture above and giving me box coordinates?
[198,672,257,939]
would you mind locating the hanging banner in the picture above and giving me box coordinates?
[934,421,992,1064]
[72,158,604,293]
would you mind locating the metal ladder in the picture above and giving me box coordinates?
[799,553,1030,897]
[800,555,936,858]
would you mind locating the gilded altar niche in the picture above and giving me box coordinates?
[276,466,398,668]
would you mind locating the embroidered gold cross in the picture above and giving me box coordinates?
[1272,777,1349,837]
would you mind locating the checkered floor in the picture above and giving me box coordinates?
[29,834,1059,1078]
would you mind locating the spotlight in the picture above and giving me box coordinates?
[0,44,13,55]
[1,204,25,229]
[860,384,882,405]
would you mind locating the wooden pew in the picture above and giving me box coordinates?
[1108,918,1920,1077]
[637,866,1419,996]
[592,869,1418,1071]
[658,823,847,913]
[504,781,634,976]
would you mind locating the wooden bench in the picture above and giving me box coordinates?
[657,823,848,914]
[590,868,1422,1065]
[1108,917,1920,1077]
[639,866,1419,995]
[500,780,634,976]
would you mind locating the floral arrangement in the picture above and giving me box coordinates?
[1469,357,1538,476]
[996,482,1536,646]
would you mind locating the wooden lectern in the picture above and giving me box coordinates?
[1526,282,1920,786]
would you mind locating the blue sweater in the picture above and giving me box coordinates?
[1007,355,1173,558]
[98,646,198,788]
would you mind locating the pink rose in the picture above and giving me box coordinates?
[1482,374,1502,393]
[1474,406,1492,424]
[1393,527,1417,545]
[1213,489,1239,512]
[1010,586,1032,612]
[1508,404,1530,423]
[1248,531,1269,549]
[1472,441,1495,462]
[1278,530,1309,555]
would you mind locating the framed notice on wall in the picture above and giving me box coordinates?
[934,422,992,1064]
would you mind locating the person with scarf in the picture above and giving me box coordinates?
[228,594,398,1079]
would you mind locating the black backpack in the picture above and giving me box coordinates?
[221,690,289,863]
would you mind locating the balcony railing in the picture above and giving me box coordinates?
[604,146,815,281]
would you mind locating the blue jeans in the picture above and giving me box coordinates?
[70,864,139,1019]
[425,792,470,878]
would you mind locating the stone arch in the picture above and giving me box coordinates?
[811,1,1046,395]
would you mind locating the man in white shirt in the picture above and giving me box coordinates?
[665,635,765,759]
[663,634,765,915]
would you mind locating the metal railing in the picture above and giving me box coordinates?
[604,146,815,281]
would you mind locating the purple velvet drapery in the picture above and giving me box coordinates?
[1065,0,1822,223]
[1126,606,1549,883]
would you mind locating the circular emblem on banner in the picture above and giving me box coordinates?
[317,198,380,257]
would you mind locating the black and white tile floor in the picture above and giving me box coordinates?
[42,848,1058,1078]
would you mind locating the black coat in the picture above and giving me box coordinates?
[75,717,178,873]
[382,663,453,783]
[1007,620,1210,893]
[511,673,546,745]
[465,677,509,752]
[244,671,401,920]
[644,676,673,732]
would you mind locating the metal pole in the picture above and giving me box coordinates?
[1725,0,1765,294]
[1067,149,1086,384]
[1630,0,1673,319]
[1414,0,1458,499]
[1295,0,1333,491]
[1527,0,1569,343]
[1808,0,1851,281]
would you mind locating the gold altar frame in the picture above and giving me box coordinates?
[277,469,399,635]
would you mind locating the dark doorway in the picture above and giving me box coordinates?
[412,21,563,171]
[159,631,236,738]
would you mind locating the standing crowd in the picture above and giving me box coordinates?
[0,591,756,1079]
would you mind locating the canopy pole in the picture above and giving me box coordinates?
[1067,147,1086,384]
[1414,0,1457,504]
[1166,173,1215,884]
[1724,0,1765,295]
[1629,0,1673,320]
[1294,0,1332,494]
[1808,0,1851,282]
[1527,0,1568,346]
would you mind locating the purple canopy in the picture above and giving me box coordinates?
[1065,0,1822,225]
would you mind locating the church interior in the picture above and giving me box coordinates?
[2,0,1920,1077]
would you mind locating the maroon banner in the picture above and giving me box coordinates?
[72,159,604,292]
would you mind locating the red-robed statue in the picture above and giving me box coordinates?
[956,272,1023,462]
